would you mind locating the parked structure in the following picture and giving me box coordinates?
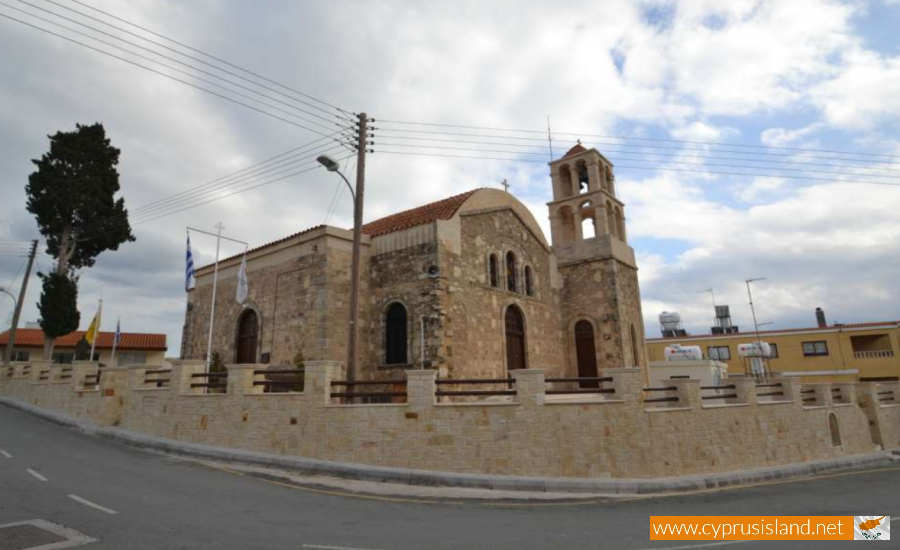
[181,144,647,381]
[0,328,167,366]
[647,312,900,382]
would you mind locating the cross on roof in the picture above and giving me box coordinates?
[501,179,510,193]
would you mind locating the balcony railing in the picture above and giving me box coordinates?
[853,350,895,359]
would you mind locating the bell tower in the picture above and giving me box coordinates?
[547,142,647,373]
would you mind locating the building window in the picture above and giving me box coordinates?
[802,341,829,357]
[117,351,147,366]
[524,266,534,296]
[489,253,499,288]
[385,303,408,365]
[768,343,779,358]
[506,251,517,292]
[708,346,731,361]
[11,350,30,362]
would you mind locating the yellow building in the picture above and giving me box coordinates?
[647,320,900,382]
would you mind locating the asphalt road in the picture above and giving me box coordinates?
[0,404,896,550]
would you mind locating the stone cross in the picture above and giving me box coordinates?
[501,179,510,193]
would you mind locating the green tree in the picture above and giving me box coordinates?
[26,123,135,356]
[36,273,80,358]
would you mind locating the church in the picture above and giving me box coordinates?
[181,143,647,381]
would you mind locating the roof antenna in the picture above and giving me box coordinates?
[546,115,554,161]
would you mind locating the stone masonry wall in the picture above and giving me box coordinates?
[2,361,895,480]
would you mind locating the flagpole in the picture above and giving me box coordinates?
[205,222,224,372]
[90,298,102,362]
[110,317,119,367]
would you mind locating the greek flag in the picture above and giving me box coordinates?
[185,234,195,292]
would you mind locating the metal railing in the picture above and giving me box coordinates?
[144,368,171,388]
[330,380,407,402]
[253,368,304,392]
[700,384,737,401]
[190,371,228,391]
[756,381,784,398]
[853,350,894,359]
[643,386,679,404]
[877,390,896,403]
[434,378,516,398]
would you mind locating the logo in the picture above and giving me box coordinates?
[854,516,890,540]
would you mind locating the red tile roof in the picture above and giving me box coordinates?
[361,190,479,237]
[648,320,900,341]
[0,328,167,351]
[196,190,480,272]
[562,142,587,158]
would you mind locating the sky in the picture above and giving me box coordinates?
[1,0,899,357]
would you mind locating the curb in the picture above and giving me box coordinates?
[1,394,894,496]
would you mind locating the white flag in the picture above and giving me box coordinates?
[236,253,249,304]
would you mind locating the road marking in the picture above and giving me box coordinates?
[0,448,11,458]
[197,462,245,476]
[68,494,119,515]
[263,479,439,505]
[26,468,48,481]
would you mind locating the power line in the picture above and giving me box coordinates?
[3,2,352,137]
[372,141,900,183]
[375,119,900,162]
[76,136,344,238]
[0,10,351,139]
[371,150,900,188]
[63,0,352,116]
[372,133,900,175]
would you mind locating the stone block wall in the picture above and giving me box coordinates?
[2,361,894,480]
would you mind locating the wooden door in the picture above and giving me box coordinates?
[505,306,526,372]
[575,320,599,388]
[236,310,259,364]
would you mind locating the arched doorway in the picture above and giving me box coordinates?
[505,306,526,372]
[236,309,259,364]
[575,320,599,388]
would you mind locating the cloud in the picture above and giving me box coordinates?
[1,0,899,354]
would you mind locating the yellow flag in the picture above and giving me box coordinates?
[85,310,101,345]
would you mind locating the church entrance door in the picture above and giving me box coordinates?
[575,320,599,388]
[505,306,526,372]
[236,310,259,364]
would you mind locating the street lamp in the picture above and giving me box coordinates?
[317,153,363,387]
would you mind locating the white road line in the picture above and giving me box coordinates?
[302,545,388,550]
[0,448,11,458]
[68,494,119,515]
[25,468,48,482]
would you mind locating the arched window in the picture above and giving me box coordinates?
[606,202,617,237]
[506,251,517,292]
[385,303,408,365]
[524,265,534,296]
[489,253,499,288]
[829,413,841,447]
[505,305,526,372]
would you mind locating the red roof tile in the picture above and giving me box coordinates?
[361,190,479,237]
[562,142,587,158]
[195,190,480,272]
[648,320,900,341]
[0,328,167,351]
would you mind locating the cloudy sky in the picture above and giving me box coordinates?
[1,0,899,356]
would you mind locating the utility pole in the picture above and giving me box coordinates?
[2,239,37,366]
[346,112,368,385]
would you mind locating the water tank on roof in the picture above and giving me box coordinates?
[738,342,772,358]
[664,345,703,361]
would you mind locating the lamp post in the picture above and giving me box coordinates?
[318,149,363,386]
